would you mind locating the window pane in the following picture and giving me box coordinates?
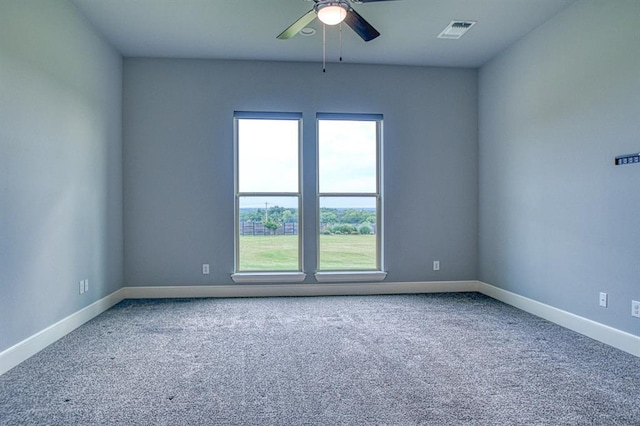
[238,196,299,271]
[318,120,377,193]
[319,197,377,271]
[238,119,298,193]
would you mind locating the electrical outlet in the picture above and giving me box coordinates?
[84,279,89,293]
[433,261,440,271]
[79,280,85,295]
[202,264,210,275]
[599,292,608,308]
[632,300,640,318]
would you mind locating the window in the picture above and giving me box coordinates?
[232,112,385,284]
[233,112,303,279]
[317,114,383,275]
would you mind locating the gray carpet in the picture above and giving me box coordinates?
[1,293,639,425]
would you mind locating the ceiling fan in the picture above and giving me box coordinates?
[277,0,396,43]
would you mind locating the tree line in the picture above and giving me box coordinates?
[240,206,375,224]
[240,206,376,235]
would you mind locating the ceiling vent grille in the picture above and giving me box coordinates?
[437,21,476,39]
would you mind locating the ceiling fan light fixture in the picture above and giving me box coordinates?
[316,2,348,26]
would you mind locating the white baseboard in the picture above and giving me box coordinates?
[476,281,640,358]
[0,289,126,376]
[123,280,478,299]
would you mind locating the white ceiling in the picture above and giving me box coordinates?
[71,0,578,68]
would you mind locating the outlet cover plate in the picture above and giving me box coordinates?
[599,292,608,308]
[632,300,640,318]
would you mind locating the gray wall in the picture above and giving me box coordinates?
[123,59,478,286]
[0,1,123,353]
[479,0,640,335]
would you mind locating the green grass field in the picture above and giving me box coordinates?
[238,234,376,271]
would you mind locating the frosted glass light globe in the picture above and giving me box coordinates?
[317,4,347,26]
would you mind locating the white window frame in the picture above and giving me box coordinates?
[231,112,306,283]
[314,113,386,283]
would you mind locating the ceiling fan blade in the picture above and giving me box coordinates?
[344,8,380,42]
[277,9,317,40]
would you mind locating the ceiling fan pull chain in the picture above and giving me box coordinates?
[339,22,343,62]
[323,23,326,73]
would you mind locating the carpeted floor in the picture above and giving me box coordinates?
[1,293,639,425]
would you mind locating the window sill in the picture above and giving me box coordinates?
[314,271,387,283]
[231,272,307,284]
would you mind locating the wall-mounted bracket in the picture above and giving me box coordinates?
[614,153,640,165]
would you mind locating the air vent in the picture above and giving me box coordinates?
[437,21,476,39]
